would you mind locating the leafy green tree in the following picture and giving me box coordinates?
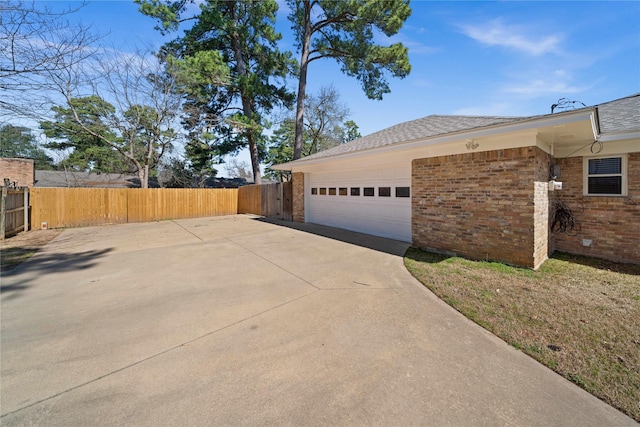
[343,120,362,143]
[0,124,55,169]
[41,94,177,187]
[264,119,295,182]
[40,96,129,173]
[287,0,411,160]
[40,51,183,188]
[166,51,236,183]
[137,0,295,184]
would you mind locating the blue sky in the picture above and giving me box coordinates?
[33,1,640,172]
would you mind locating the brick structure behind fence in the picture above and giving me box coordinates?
[0,158,35,187]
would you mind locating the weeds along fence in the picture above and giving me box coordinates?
[31,188,239,229]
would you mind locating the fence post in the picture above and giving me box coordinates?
[278,182,283,220]
[1,186,6,240]
[23,187,29,232]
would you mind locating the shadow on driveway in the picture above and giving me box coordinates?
[1,248,113,301]
[255,217,410,257]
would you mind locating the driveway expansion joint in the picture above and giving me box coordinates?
[170,220,204,242]
[1,289,319,419]
[224,236,321,291]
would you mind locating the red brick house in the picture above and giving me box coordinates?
[274,94,640,268]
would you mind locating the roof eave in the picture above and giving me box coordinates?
[273,108,596,171]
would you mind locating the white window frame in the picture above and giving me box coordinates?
[583,154,627,196]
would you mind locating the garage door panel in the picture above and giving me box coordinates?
[306,166,412,242]
[309,202,409,223]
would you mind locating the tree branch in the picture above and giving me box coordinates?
[311,11,356,33]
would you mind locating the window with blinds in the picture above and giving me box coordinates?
[584,156,626,196]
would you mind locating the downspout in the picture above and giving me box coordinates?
[592,106,601,139]
[589,106,603,155]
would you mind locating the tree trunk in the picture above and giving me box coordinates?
[229,3,262,185]
[142,139,154,189]
[246,129,261,185]
[293,0,312,161]
[138,165,148,189]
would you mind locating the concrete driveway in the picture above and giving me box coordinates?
[1,215,635,426]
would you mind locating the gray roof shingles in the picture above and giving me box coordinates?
[299,115,528,162]
[596,93,640,134]
[287,93,639,164]
[35,170,140,188]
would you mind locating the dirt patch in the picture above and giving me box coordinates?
[1,229,63,272]
[405,249,640,421]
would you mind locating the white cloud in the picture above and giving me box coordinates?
[460,18,562,56]
[374,30,438,55]
[452,68,596,116]
[405,40,440,55]
[504,72,591,98]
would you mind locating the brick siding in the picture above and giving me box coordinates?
[552,152,640,264]
[0,158,35,187]
[412,146,551,269]
[533,148,552,266]
[292,172,304,223]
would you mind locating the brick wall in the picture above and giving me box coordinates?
[292,172,304,223]
[0,158,35,187]
[412,146,550,269]
[552,152,640,264]
[533,148,552,266]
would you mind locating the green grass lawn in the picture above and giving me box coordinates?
[404,248,640,421]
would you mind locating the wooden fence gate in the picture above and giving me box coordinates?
[237,182,292,221]
[1,187,29,239]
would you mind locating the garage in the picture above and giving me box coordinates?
[305,164,411,242]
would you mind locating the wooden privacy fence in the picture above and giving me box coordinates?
[1,187,29,239]
[31,188,238,229]
[238,182,292,221]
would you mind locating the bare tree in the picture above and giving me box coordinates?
[264,85,359,181]
[224,158,253,181]
[42,52,183,188]
[0,1,100,119]
[302,85,350,156]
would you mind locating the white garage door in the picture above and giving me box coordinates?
[306,165,411,242]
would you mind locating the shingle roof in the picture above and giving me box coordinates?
[279,93,638,166]
[299,115,529,162]
[35,170,142,188]
[596,93,640,134]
